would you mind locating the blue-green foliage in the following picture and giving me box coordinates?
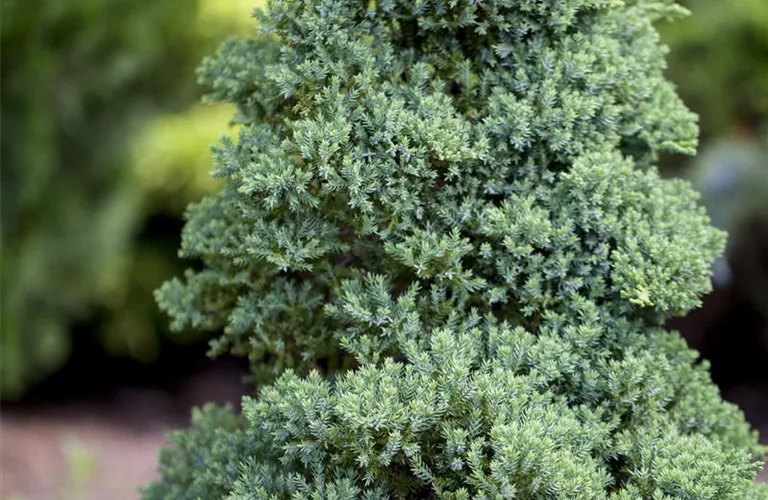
[146,0,768,498]
[142,404,247,499]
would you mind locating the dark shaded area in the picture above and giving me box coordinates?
[3,328,248,426]
[3,210,250,425]
[671,216,768,440]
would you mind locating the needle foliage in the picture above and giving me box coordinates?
[145,0,768,498]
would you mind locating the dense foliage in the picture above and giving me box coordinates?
[143,0,764,496]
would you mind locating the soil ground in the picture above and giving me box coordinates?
[2,409,166,500]
[2,360,246,500]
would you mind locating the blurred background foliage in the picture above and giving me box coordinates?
[0,0,765,410]
[659,0,768,430]
[659,0,768,142]
[0,0,254,399]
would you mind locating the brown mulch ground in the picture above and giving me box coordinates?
[2,362,247,499]
[1,409,168,500]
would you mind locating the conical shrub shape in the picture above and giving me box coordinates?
[146,0,768,498]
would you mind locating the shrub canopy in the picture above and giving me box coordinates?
[146,0,768,498]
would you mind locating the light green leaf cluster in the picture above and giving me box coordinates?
[147,321,767,499]
[146,0,767,497]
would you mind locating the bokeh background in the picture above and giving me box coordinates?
[1,0,766,498]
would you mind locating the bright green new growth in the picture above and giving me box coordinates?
[146,0,768,498]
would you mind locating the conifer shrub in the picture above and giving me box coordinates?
[145,0,768,497]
